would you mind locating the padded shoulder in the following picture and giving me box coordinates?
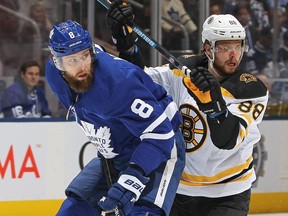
[221,71,267,99]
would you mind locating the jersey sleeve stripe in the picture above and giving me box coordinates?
[141,102,178,135]
[143,112,167,134]
[140,130,175,140]
[164,101,179,121]
[181,156,253,183]
[235,125,247,147]
[180,169,254,186]
[155,140,178,207]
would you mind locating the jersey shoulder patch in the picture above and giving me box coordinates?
[221,71,267,99]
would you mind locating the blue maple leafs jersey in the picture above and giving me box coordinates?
[46,47,181,175]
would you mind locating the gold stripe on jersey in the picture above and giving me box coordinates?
[172,69,186,77]
[181,156,253,184]
[221,88,234,98]
[180,167,254,186]
[240,113,253,125]
[236,114,252,146]
[235,124,247,147]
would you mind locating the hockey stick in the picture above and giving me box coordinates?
[96,0,192,77]
[100,156,122,216]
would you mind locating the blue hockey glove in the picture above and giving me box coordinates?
[106,0,138,52]
[98,166,149,215]
[183,66,227,116]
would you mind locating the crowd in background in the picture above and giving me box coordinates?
[1,0,288,118]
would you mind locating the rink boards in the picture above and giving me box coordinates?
[0,119,287,215]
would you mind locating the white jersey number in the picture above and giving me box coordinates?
[131,99,154,118]
[68,32,75,38]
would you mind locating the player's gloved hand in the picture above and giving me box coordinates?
[106,0,138,52]
[98,166,149,215]
[183,66,227,116]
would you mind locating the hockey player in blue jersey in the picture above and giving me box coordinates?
[45,20,185,216]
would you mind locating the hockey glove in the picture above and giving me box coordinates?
[183,66,227,116]
[98,166,149,215]
[107,0,138,52]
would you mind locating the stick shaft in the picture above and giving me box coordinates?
[96,0,191,76]
[101,156,122,216]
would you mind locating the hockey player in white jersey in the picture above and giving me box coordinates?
[45,20,185,215]
[107,2,269,215]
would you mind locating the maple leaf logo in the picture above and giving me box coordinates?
[168,7,180,22]
[80,121,118,158]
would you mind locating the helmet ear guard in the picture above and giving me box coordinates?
[51,56,63,71]
[243,38,249,52]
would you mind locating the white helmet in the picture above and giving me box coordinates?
[202,14,246,45]
[202,14,248,65]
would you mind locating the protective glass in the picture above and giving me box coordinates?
[215,44,242,53]
[53,48,95,71]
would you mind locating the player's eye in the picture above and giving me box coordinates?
[67,58,78,66]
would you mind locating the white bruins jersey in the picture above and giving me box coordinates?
[144,64,268,197]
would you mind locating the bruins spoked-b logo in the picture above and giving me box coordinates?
[240,73,257,83]
[179,104,207,152]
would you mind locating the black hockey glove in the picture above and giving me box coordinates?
[183,66,227,116]
[106,0,138,52]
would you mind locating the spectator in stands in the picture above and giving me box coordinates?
[278,31,288,77]
[1,60,51,118]
[233,3,259,71]
[209,2,222,15]
[181,0,200,52]
[0,0,22,76]
[269,6,287,49]
[161,0,197,51]
[278,31,288,62]
[233,3,258,49]
[20,1,53,75]
[245,27,273,76]
[222,0,237,14]
[267,0,288,8]
[283,3,288,29]
[246,0,270,32]
[20,1,52,47]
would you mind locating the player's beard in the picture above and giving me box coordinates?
[213,59,239,77]
[64,65,94,93]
